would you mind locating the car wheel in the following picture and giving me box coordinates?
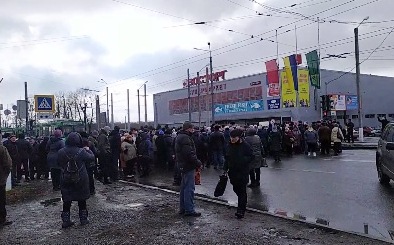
[377,159,390,185]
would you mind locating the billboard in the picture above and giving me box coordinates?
[329,95,346,111]
[346,95,358,110]
[214,100,264,115]
[298,69,310,107]
[267,99,281,110]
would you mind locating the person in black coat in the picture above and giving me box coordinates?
[109,126,121,181]
[57,132,95,229]
[268,125,282,163]
[37,137,49,179]
[224,129,254,219]
[137,132,153,177]
[5,135,20,186]
[175,122,202,217]
[209,125,225,169]
[163,130,175,170]
[16,134,32,182]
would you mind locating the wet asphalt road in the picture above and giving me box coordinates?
[138,150,394,241]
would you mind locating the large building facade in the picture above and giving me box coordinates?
[153,69,394,128]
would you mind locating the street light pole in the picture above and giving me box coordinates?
[137,89,141,126]
[209,42,215,125]
[355,27,363,141]
[111,93,114,129]
[106,87,109,126]
[127,89,130,131]
[144,82,148,125]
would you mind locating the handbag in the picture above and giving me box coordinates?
[195,168,201,185]
[214,174,228,197]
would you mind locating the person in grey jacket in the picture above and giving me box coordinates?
[46,129,65,191]
[304,125,319,157]
[245,128,265,188]
[57,132,95,228]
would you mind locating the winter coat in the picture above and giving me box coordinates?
[138,133,153,158]
[257,128,269,147]
[209,131,225,152]
[283,131,295,147]
[46,137,65,170]
[163,134,175,160]
[5,141,20,165]
[174,131,202,173]
[0,145,12,185]
[57,133,95,202]
[244,134,263,170]
[16,139,32,161]
[304,130,318,144]
[121,140,137,162]
[30,142,40,164]
[331,127,344,143]
[97,132,111,156]
[38,138,49,166]
[292,128,302,147]
[224,140,254,185]
[318,126,332,142]
[268,131,282,152]
[155,135,166,157]
[109,130,121,155]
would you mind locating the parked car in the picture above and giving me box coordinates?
[376,122,394,185]
[371,128,382,137]
[363,127,374,137]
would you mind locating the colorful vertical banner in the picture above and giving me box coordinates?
[265,59,279,84]
[265,59,280,97]
[281,71,296,108]
[283,55,298,91]
[298,69,310,107]
[305,50,321,88]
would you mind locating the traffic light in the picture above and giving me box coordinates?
[320,95,327,111]
[326,95,332,111]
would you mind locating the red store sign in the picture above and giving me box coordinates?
[183,70,227,88]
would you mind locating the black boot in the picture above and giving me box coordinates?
[61,212,74,229]
[79,210,89,226]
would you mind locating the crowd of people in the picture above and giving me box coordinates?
[0,117,356,227]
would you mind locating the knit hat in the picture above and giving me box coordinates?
[91,130,99,137]
[182,121,194,131]
[230,128,243,138]
[54,129,63,138]
[158,130,164,135]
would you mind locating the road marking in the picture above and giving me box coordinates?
[267,167,335,174]
[339,159,375,163]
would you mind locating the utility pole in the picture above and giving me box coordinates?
[137,89,141,126]
[127,89,130,131]
[197,72,201,128]
[209,42,215,125]
[63,96,67,118]
[355,27,363,141]
[106,87,109,126]
[95,95,100,131]
[144,82,148,125]
[111,93,114,129]
[187,69,191,122]
[24,82,28,134]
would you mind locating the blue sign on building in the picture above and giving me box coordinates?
[267,99,281,110]
[345,95,358,110]
[34,95,55,113]
[214,100,264,115]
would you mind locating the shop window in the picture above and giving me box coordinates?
[365,114,375,118]
[352,115,358,119]
[388,114,394,118]
[377,114,386,118]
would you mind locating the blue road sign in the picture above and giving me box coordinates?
[34,95,55,112]
[214,100,264,115]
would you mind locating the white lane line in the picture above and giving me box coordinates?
[267,167,335,174]
[339,159,375,163]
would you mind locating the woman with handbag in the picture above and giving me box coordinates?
[224,129,254,219]
[331,124,344,156]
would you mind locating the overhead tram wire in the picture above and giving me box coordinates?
[97,0,381,89]
[323,27,394,85]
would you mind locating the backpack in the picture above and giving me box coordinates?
[63,149,83,184]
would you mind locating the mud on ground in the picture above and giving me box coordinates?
[0,181,390,245]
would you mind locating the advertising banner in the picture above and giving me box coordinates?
[265,59,279,84]
[283,55,298,91]
[267,83,280,97]
[214,99,264,115]
[345,95,358,110]
[281,71,296,108]
[329,95,346,111]
[306,50,321,88]
[267,99,281,110]
[298,69,310,107]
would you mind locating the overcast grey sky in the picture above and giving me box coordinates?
[0,0,393,122]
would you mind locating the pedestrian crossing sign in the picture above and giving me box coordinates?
[34,95,55,112]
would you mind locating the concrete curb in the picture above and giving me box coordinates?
[118,180,393,244]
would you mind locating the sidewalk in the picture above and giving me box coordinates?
[342,137,378,149]
[0,180,390,244]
